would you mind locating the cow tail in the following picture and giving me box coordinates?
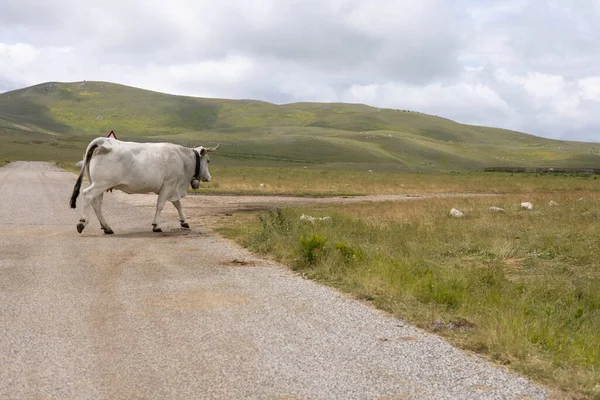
[70,143,99,209]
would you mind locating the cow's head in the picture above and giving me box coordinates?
[195,144,218,182]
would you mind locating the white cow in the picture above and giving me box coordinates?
[70,137,217,234]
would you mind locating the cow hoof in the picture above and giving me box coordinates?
[152,225,162,233]
[77,223,85,234]
[103,229,114,235]
[181,222,190,229]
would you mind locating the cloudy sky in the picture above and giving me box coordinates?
[1,0,599,142]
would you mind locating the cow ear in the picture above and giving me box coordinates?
[200,148,207,156]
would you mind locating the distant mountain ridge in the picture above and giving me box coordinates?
[1,81,598,171]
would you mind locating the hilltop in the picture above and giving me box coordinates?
[1,81,598,171]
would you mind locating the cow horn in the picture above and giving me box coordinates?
[207,144,219,152]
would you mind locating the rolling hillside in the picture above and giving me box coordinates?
[1,81,598,171]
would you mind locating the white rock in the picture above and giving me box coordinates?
[300,214,315,222]
[300,214,332,223]
[521,202,533,210]
[259,183,265,188]
[489,206,505,212]
[449,208,464,218]
[549,200,559,206]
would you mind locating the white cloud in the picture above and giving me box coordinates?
[0,43,78,86]
[579,76,600,101]
[343,79,512,127]
[167,56,255,85]
[0,43,39,65]
[0,0,600,141]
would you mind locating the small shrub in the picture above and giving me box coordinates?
[335,242,364,265]
[274,208,290,230]
[298,234,327,268]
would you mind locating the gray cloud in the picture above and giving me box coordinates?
[1,0,599,142]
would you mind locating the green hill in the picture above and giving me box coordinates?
[1,81,598,171]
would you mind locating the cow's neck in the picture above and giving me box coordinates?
[192,149,201,179]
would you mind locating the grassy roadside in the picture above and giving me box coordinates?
[218,190,600,399]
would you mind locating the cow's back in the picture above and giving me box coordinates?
[89,140,186,195]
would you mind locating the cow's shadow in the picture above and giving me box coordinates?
[104,228,208,239]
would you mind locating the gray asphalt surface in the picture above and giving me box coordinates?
[0,162,549,399]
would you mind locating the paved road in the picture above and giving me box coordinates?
[0,162,548,399]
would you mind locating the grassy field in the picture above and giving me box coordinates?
[218,175,600,399]
[2,81,600,173]
[193,167,600,196]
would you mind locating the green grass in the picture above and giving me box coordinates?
[194,167,600,196]
[219,188,600,398]
[2,81,600,173]
[0,130,91,165]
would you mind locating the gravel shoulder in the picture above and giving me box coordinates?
[0,162,550,399]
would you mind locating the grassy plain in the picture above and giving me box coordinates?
[219,174,600,399]
[57,158,600,197]
[194,167,600,196]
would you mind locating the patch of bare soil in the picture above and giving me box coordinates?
[114,192,502,229]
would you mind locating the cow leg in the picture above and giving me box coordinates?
[78,184,113,234]
[172,200,189,229]
[77,187,93,234]
[152,192,168,232]
[90,192,114,234]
